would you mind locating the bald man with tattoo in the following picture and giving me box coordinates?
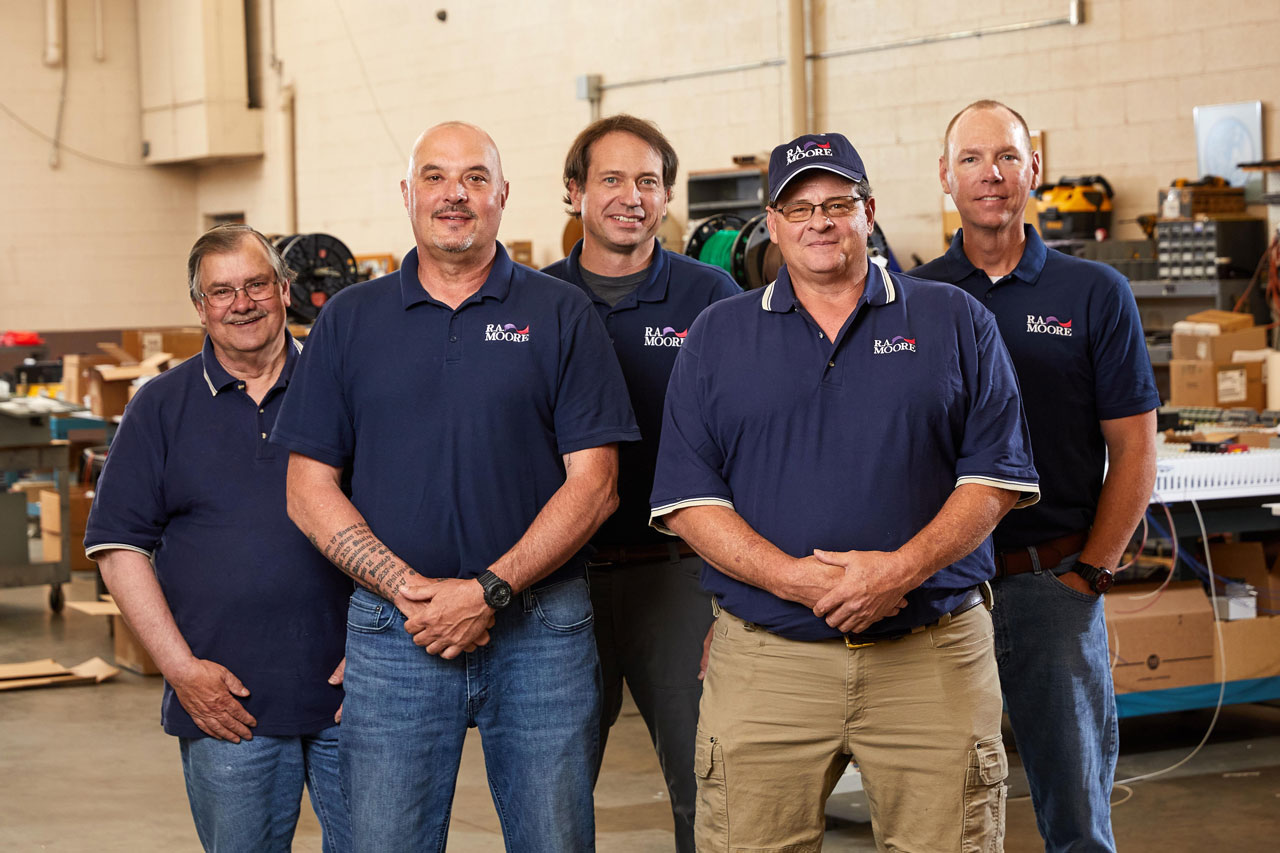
[272,122,639,852]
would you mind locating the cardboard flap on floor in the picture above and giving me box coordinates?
[0,656,119,690]
[1105,581,1215,693]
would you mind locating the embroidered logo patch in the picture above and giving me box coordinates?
[1026,315,1072,337]
[484,323,530,342]
[786,141,833,164]
[873,335,916,355]
[643,326,688,348]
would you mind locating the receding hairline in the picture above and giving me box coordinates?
[406,121,504,179]
[942,100,1032,160]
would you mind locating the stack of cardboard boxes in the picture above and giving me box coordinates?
[38,486,94,571]
[1169,310,1270,411]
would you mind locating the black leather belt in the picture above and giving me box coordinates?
[995,531,1088,578]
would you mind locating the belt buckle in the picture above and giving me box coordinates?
[844,636,875,649]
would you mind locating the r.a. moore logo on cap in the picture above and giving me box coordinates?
[873,335,916,355]
[484,323,530,342]
[786,140,833,164]
[644,326,687,347]
[1026,314,1072,337]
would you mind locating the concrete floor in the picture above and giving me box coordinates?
[2,573,1279,851]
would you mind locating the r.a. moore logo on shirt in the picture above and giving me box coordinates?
[873,335,916,355]
[786,140,832,164]
[1026,315,1072,336]
[484,323,530,342]
[643,326,688,347]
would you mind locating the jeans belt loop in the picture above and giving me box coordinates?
[710,596,721,618]
[521,588,534,613]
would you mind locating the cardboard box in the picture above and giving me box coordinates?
[1182,309,1255,332]
[40,529,95,571]
[1169,360,1264,410]
[1105,581,1215,692]
[60,354,115,408]
[113,614,161,675]
[1171,326,1267,362]
[1214,615,1280,682]
[120,328,205,362]
[1210,542,1280,615]
[89,352,172,419]
[38,486,93,535]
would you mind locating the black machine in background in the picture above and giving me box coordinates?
[272,233,365,323]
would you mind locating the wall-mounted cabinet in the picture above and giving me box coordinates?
[138,0,262,164]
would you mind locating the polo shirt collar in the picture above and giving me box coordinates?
[201,332,302,397]
[943,224,1047,285]
[397,243,516,309]
[566,238,671,305]
[759,260,897,313]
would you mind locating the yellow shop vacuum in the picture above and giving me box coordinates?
[1035,175,1114,239]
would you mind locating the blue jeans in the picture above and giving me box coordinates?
[179,724,351,853]
[992,559,1117,853]
[341,577,601,853]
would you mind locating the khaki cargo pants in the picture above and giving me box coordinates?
[695,605,1007,852]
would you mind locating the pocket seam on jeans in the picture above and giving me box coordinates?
[346,595,395,633]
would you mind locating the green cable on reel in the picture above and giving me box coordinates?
[697,228,739,273]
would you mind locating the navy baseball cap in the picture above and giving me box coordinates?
[768,133,867,202]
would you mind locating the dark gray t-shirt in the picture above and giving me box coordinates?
[580,264,651,307]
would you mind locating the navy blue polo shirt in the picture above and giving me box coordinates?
[914,226,1159,551]
[84,335,350,739]
[271,244,639,588]
[543,239,740,546]
[650,262,1039,641]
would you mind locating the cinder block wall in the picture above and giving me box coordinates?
[3,0,1277,330]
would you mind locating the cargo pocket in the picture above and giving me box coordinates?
[694,729,729,851]
[962,734,1008,853]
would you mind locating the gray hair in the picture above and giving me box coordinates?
[186,224,293,302]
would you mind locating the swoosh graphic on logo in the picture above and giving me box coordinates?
[1060,320,1071,328]
[515,325,530,335]
[502,324,517,331]
[904,338,916,345]
[803,141,832,150]
[891,336,904,344]
[675,329,688,338]
[661,327,676,335]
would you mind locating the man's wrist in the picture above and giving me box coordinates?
[476,570,513,610]
[1069,559,1114,594]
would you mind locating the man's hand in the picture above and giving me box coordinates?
[399,578,495,659]
[168,658,257,742]
[328,657,345,723]
[698,624,714,681]
[1058,570,1099,596]
[811,548,910,634]
[780,554,845,608]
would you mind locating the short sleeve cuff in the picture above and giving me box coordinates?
[84,542,154,560]
[955,476,1040,509]
[557,427,643,456]
[649,497,736,535]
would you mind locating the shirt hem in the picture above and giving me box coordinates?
[84,542,153,560]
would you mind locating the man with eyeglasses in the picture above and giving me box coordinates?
[649,132,1039,851]
[85,224,353,852]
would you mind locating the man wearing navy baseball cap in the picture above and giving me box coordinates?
[650,131,1038,850]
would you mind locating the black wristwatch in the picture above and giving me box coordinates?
[1069,560,1114,594]
[476,570,513,610]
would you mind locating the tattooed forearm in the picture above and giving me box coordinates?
[318,522,413,597]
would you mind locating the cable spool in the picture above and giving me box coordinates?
[272,233,363,323]
[685,214,745,268]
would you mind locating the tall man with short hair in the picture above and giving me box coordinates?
[274,121,639,852]
[650,132,1039,851]
[543,113,739,851]
[915,99,1159,853]
[85,224,352,853]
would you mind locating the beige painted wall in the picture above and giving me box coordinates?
[3,0,1278,331]
[1,0,201,331]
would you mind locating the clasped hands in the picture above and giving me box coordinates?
[396,576,495,659]
[799,548,910,635]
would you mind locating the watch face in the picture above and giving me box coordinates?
[489,582,512,608]
[1093,570,1114,593]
